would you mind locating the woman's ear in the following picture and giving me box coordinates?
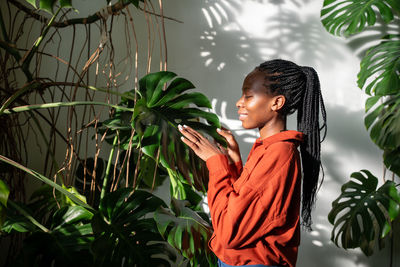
[271,95,286,111]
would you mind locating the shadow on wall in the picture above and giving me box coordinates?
[322,104,382,184]
[198,0,345,72]
[298,103,392,267]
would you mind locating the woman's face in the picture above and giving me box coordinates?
[236,70,278,130]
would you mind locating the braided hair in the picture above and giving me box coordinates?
[256,59,327,230]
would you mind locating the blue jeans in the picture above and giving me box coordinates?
[218,259,281,267]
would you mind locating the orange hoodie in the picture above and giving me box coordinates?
[206,130,304,266]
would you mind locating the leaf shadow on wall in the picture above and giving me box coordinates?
[297,104,389,267]
[196,0,347,157]
[199,0,345,72]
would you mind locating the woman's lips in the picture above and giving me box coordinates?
[238,113,248,121]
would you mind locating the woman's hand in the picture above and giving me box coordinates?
[178,124,223,161]
[217,127,241,164]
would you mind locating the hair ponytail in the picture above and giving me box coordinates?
[297,66,327,230]
[256,60,327,230]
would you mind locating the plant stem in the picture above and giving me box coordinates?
[21,7,62,80]
[168,168,185,200]
[0,40,32,80]
[86,85,135,101]
[0,40,21,61]
[1,101,133,114]
[100,135,118,204]
[8,0,182,28]
[0,8,10,43]
[29,112,60,173]
[0,155,93,212]
[8,200,50,233]
[0,82,40,115]
[0,82,134,115]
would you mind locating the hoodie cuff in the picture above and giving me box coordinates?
[206,154,230,176]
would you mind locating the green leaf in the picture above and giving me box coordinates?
[155,77,196,107]
[321,0,398,36]
[91,188,173,266]
[166,92,212,109]
[148,72,177,107]
[128,0,145,8]
[0,179,9,207]
[365,94,400,150]
[0,180,10,228]
[25,0,37,8]
[0,155,94,212]
[39,0,57,13]
[365,95,381,112]
[134,71,221,193]
[52,206,93,230]
[59,0,72,7]
[328,170,400,256]
[358,36,400,96]
[383,148,400,177]
[154,198,213,265]
[62,185,88,206]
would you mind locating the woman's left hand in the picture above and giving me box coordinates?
[178,124,223,161]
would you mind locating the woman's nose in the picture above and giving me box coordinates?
[236,95,244,108]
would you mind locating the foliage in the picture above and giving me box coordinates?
[321,0,400,257]
[321,0,400,36]
[133,71,221,195]
[358,36,400,96]
[1,0,218,265]
[155,198,216,266]
[0,179,9,228]
[2,184,176,266]
[91,188,174,266]
[1,70,220,265]
[328,170,400,255]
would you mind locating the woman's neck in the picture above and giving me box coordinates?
[259,116,287,140]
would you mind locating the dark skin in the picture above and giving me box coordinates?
[179,69,287,162]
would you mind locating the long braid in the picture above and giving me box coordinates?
[256,59,327,230]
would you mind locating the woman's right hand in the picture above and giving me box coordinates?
[217,127,241,164]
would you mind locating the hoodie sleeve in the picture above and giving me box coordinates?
[206,142,300,249]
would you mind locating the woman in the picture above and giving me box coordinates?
[179,59,327,267]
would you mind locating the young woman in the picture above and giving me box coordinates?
[178,59,327,267]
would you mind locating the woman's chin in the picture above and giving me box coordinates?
[240,122,254,129]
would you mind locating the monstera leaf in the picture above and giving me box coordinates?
[133,71,222,193]
[328,170,400,256]
[365,94,400,148]
[154,198,215,266]
[358,36,400,96]
[383,148,400,177]
[91,188,175,266]
[24,0,73,13]
[364,93,400,175]
[3,204,94,266]
[321,0,400,36]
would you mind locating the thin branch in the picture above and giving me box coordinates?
[1,101,133,114]
[20,7,62,80]
[8,0,182,28]
[0,8,11,43]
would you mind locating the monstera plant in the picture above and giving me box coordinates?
[321,0,400,259]
[0,70,219,266]
[1,0,219,265]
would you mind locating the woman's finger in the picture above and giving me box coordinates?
[182,125,204,141]
[178,124,200,144]
[217,128,235,143]
[180,136,199,151]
